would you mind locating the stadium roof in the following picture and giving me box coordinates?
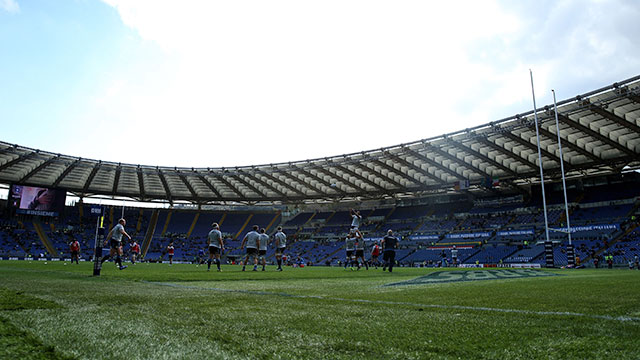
[2,75,640,205]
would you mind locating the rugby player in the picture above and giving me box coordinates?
[258,228,269,271]
[350,209,362,230]
[102,218,131,270]
[354,231,368,270]
[130,240,140,265]
[344,230,357,270]
[274,226,287,271]
[167,242,175,265]
[381,229,398,272]
[207,222,224,271]
[69,238,80,264]
[241,225,260,271]
[370,241,381,269]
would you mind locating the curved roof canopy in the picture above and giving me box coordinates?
[2,76,640,205]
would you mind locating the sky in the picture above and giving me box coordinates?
[1,0,639,168]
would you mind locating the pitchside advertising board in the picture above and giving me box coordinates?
[9,184,66,217]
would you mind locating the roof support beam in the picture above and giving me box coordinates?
[477,137,539,171]
[177,172,199,198]
[386,152,446,185]
[19,155,58,183]
[157,169,173,202]
[256,170,307,197]
[369,158,424,188]
[230,172,270,199]
[627,93,640,104]
[554,111,636,157]
[195,173,222,199]
[240,171,289,198]
[216,174,245,198]
[446,139,515,178]
[278,170,325,196]
[501,131,570,170]
[588,103,640,134]
[314,166,367,193]
[82,162,101,194]
[136,167,145,199]
[404,148,466,181]
[112,165,121,193]
[52,159,81,188]
[354,161,407,190]
[537,125,601,163]
[0,150,37,172]
[295,166,347,196]
[333,163,388,192]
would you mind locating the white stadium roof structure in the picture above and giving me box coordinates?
[2,75,640,205]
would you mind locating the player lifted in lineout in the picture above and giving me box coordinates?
[102,218,131,270]
[350,209,362,230]
[258,228,269,271]
[273,226,287,271]
[207,222,224,271]
[241,225,260,271]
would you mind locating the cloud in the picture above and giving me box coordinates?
[0,0,19,13]
[91,0,640,167]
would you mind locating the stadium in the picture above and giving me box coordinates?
[1,74,640,359]
[2,2,640,359]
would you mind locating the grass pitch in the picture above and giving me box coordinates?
[1,261,639,359]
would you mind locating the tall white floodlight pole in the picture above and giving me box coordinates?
[530,70,551,243]
[552,90,572,246]
[121,199,125,219]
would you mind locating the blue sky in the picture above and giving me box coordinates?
[2,0,639,168]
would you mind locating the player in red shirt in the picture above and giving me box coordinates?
[69,239,80,264]
[167,242,175,265]
[130,241,140,265]
[370,241,381,269]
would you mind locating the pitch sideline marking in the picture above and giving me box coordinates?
[144,281,640,323]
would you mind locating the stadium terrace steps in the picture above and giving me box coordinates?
[583,222,639,263]
[141,210,159,258]
[186,213,199,238]
[32,220,58,257]
[233,214,253,240]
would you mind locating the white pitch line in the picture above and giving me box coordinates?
[145,281,640,323]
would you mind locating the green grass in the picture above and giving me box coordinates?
[1,261,639,359]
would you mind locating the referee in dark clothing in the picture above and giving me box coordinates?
[381,229,399,272]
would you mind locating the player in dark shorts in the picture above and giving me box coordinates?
[241,225,260,271]
[354,230,368,270]
[344,230,357,270]
[258,228,269,271]
[167,242,175,265]
[207,222,224,271]
[274,227,287,271]
[102,218,131,270]
[69,238,80,264]
[381,229,399,272]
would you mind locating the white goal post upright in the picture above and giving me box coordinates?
[530,70,551,245]
[552,89,575,265]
